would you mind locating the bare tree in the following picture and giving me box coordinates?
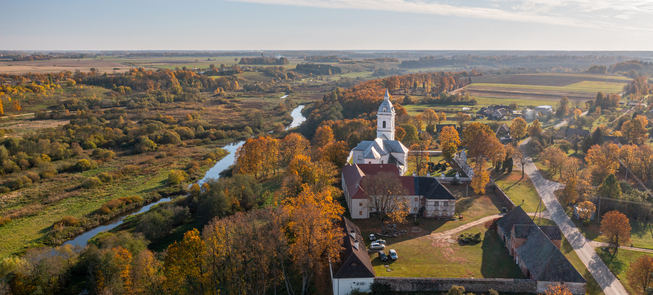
[360,172,410,233]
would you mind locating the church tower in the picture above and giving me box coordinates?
[376,89,395,140]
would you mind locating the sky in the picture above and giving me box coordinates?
[2,0,653,51]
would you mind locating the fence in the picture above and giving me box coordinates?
[490,179,517,210]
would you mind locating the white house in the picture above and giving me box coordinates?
[351,90,409,175]
[331,217,375,295]
[341,163,456,219]
[534,105,553,116]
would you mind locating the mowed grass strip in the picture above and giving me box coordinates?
[493,172,545,213]
[596,248,653,295]
[369,226,525,279]
[468,81,627,93]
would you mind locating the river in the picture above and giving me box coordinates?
[63,105,306,247]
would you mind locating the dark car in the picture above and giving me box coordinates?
[378,251,388,262]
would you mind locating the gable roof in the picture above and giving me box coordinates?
[565,128,590,138]
[342,164,401,200]
[497,206,533,240]
[414,177,456,200]
[334,217,375,278]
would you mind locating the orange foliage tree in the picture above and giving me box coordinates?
[601,210,632,249]
[627,255,653,293]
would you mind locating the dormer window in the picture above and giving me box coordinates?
[383,107,387,112]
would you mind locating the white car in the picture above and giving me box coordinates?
[369,242,385,250]
[389,249,398,260]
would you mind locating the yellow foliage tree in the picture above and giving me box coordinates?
[440,126,460,160]
[510,117,527,139]
[164,229,208,294]
[471,161,490,194]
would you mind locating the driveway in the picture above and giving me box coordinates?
[520,138,628,295]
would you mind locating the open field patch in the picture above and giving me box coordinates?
[472,73,632,86]
[596,248,653,295]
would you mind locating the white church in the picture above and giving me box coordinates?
[350,90,409,175]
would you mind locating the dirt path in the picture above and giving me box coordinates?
[590,241,653,254]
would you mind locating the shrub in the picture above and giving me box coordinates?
[74,159,95,171]
[0,217,10,227]
[82,140,97,149]
[39,163,58,179]
[0,186,9,194]
[97,172,114,183]
[92,148,116,161]
[168,170,188,185]
[56,216,79,227]
[82,177,102,189]
[25,171,40,183]
[9,175,32,190]
[458,232,482,243]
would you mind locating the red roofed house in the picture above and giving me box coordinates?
[341,163,456,219]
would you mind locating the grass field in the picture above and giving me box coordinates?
[472,73,632,86]
[596,248,653,294]
[492,172,545,213]
[469,81,626,94]
[560,237,605,295]
[574,218,653,250]
[368,225,525,278]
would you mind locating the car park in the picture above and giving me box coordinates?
[378,251,388,261]
[389,249,398,260]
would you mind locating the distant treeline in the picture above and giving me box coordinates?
[239,56,289,65]
[304,55,349,62]
[609,60,653,77]
[294,63,342,75]
[400,55,632,69]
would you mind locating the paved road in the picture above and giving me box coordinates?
[520,138,628,295]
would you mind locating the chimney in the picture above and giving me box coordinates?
[353,240,359,250]
[349,230,356,239]
[412,172,417,177]
[427,172,431,177]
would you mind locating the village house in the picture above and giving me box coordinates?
[496,207,587,294]
[534,105,553,116]
[331,217,375,295]
[351,90,409,174]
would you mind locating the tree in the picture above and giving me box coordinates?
[627,255,653,293]
[395,126,406,141]
[471,161,490,194]
[400,124,418,145]
[585,143,620,183]
[0,100,3,116]
[545,284,572,295]
[422,109,438,128]
[12,100,21,113]
[313,125,334,147]
[528,119,542,137]
[510,117,527,139]
[601,210,631,249]
[577,201,596,220]
[622,115,649,144]
[437,111,446,125]
[598,174,622,199]
[456,112,471,128]
[447,285,466,295]
[408,143,428,176]
[280,133,309,167]
[465,122,505,168]
[511,147,527,179]
[360,172,409,233]
[164,229,208,294]
[556,96,570,118]
[440,126,460,160]
[540,146,567,178]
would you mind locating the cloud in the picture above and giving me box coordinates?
[225,0,653,31]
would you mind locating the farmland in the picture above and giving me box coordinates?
[466,73,632,102]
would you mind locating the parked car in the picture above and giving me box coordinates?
[369,234,376,241]
[376,239,386,245]
[389,249,398,260]
[370,242,385,250]
[378,251,388,261]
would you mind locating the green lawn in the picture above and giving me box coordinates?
[560,237,605,295]
[493,172,545,213]
[596,247,653,294]
[574,218,653,250]
[369,225,525,279]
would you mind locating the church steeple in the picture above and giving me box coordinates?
[376,89,395,140]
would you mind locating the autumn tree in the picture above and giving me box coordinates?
[598,174,622,199]
[437,111,446,125]
[164,229,208,294]
[280,133,310,166]
[577,201,596,220]
[464,122,505,168]
[560,157,582,206]
[12,100,21,113]
[0,100,3,116]
[422,108,438,128]
[510,117,527,139]
[545,284,572,295]
[456,112,471,128]
[621,115,649,144]
[360,172,409,233]
[440,126,460,160]
[395,126,406,141]
[585,143,620,183]
[408,143,429,176]
[528,119,542,137]
[627,255,653,293]
[539,146,566,178]
[313,125,334,147]
[601,210,631,249]
[556,96,570,118]
[400,124,419,145]
[471,161,490,194]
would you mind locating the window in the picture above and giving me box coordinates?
[359,211,363,216]
[414,197,418,202]
[357,155,362,161]
[359,202,363,206]
[383,107,387,112]
[383,121,386,128]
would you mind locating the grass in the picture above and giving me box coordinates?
[573,218,653,250]
[560,237,605,295]
[471,73,632,86]
[368,225,525,279]
[492,172,545,213]
[596,247,653,295]
[469,81,627,93]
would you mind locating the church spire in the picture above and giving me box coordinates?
[384,89,390,100]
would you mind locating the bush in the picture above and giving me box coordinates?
[0,217,10,227]
[56,216,79,227]
[92,148,115,161]
[39,162,58,179]
[458,232,482,243]
[0,186,9,194]
[82,140,97,149]
[74,159,96,171]
[25,171,40,183]
[97,172,114,183]
[168,170,188,185]
[82,177,102,189]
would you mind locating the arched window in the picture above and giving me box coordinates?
[383,107,387,112]
[383,121,386,128]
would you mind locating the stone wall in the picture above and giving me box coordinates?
[491,179,516,210]
[375,277,537,293]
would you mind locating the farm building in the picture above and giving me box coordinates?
[534,105,553,116]
[331,217,375,295]
[496,207,587,294]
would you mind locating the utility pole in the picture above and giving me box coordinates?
[597,196,601,223]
